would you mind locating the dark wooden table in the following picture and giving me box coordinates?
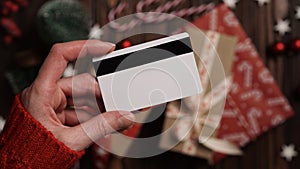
[1,0,299,169]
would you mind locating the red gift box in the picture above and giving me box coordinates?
[192,4,294,162]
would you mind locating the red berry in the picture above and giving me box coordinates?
[271,41,286,55]
[10,4,19,12]
[290,39,300,52]
[122,40,131,48]
[4,1,14,8]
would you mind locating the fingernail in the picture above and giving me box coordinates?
[105,42,116,47]
[106,42,115,52]
[118,112,135,127]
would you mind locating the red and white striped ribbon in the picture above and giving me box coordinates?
[108,1,215,32]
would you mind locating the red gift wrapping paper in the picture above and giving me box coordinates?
[192,4,294,162]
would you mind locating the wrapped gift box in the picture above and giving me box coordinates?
[160,3,294,163]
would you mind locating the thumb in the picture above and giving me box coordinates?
[64,111,135,151]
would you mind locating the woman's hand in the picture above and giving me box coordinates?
[21,40,135,151]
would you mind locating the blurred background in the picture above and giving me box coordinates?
[0,0,300,169]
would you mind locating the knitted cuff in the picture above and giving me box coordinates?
[0,94,84,169]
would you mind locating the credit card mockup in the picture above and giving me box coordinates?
[93,32,202,112]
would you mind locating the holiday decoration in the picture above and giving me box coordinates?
[37,0,89,46]
[119,39,132,48]
[271,41,286,55]
[0,18,21,37]
[160,4,294,163]
[274,19,291,35]
[108,0,300,35]
[289,38,300,52]
[195,5,294,162]
[223,0,239,9]
[296,6,300,20]
[0,0,28,44]
[281,144,298,162]
[108,1,215,32]
[255,0,269,7]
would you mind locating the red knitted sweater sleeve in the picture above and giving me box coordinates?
[0,95,85,169]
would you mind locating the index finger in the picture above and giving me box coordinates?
[36,40,115,85]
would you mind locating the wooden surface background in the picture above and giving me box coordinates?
[0,0,300,169]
